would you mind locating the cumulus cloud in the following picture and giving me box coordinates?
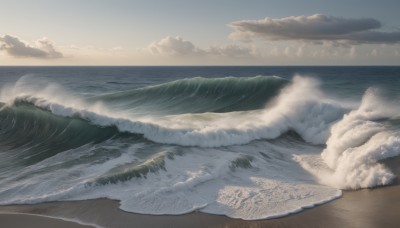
[147,36,201,56]
[206,44,254,57]
[146,36,254,58]
[0,35,63,58]
[229,14,400,45]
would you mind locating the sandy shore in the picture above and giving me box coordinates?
[0,184,399,228]
[1,158,399,228]
[0,213,94,228]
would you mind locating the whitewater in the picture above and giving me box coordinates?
[0,66,399,220]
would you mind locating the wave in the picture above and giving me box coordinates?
[1,74,400,220]
[91,76,288,114]
[1,76,347,148]
[2,76,399,189]
[295,88,400,189]
[0,102,122,167]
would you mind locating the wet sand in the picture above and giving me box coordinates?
[0,213,94,228]
[1,158,399,228]
[0,184,399,228]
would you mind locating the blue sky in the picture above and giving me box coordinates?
[1,0,399,65]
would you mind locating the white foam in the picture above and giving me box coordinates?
[260,76,345,144]
[297,88,400,189]
[5,75,399,220]
[2,76,346,148]
[202,177,341,220]
[0,137,341,220]
[75,142,341,219]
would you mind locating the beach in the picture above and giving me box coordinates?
[0,213,93,228]
[1,182,399,228]
[2,157,400,227]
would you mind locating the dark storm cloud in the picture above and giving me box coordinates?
[229,14,400,45]
[0,35,63,58]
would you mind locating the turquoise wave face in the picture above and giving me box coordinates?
[0,76,289,164]
[91,76,288,115]
[0,76,287,169]
[0,103,121,168]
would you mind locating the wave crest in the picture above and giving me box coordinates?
[93,76,288,114]
[297,88,400,189]
[1,76,347,148]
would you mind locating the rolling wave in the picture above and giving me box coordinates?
[0,102,120,167]
[1,74,400,220]
[1,76,345,148]
[91,76,288,114]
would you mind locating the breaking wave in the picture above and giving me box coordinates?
[0,74,399,220]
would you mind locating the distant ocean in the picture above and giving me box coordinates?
[0,66,399,220]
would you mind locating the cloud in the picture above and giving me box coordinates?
[229,14,400,45]
[206,44,254,57]
[147,36,201,56]
[0,35,63,58]
[146,36,254,58]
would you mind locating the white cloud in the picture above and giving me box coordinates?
[0,35,63,59]
[145,36,254,58]
[147,36,201,56]
[206,44,254,57]
[261,42,366,60]
[229,14,400,45]
[141,35,400,65]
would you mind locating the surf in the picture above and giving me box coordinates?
[0,76,346,147]
[0,72,399,220]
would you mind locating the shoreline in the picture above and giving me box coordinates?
[1,183,400,228]
[0,213,94,228]
[2,158,399,227]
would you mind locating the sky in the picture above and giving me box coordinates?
[1,0,400,65]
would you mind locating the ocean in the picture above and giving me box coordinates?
[0,66,399,220]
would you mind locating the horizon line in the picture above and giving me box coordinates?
[0,65,399,67]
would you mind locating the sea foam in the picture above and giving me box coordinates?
[297,88,400,189]
[0,75,398,220]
